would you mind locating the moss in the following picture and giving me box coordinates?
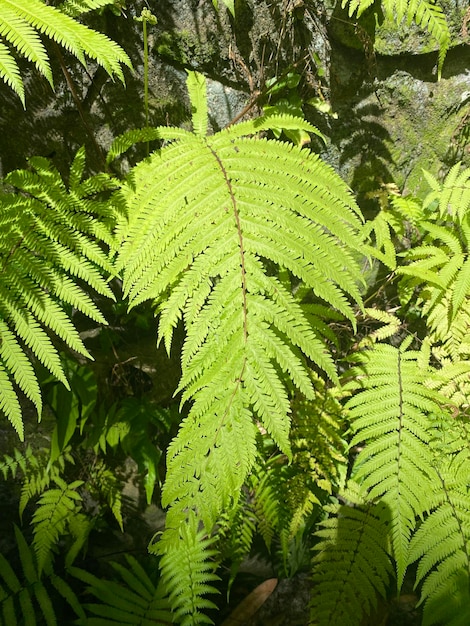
[377,72,470,195]
[155,29,217,68]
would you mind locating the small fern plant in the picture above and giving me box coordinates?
[0,0,131,106]
[109,70,367,623]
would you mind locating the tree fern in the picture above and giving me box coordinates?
[0,0,131,106]
[111,70,366,622]
[343,0,450,78]
[0,148,117,439]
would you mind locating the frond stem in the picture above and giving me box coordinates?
[207,144,248,343]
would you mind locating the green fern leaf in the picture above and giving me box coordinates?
[0,361,23,439]
[115,70,365,621]
[70,555,172,625]
[0,0,131,104]
[0,3,53,85]
[0,152,115,437]
[310,487,393,626]
[0,40,24,105]
[187,71,208,138]
[407,435,470,626]
[32,478,83,575]
[58,0,118,17]
[424,164,470,222]
[0,445,33,479]
[152,512,220,626]
[345,342,446,586]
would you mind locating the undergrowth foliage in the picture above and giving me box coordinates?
[1,1,470,626]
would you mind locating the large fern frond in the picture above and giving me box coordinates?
[0,149,117,439]
[344,341,447,586]
[0,0,131,105]
[151,512,220,626]
[32,477,83,575]
[113,71,365,621]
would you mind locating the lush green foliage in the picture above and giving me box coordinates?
[0,0,130,106]
[0,1,468,625]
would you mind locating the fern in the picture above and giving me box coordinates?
[310,484,393,626]
[408,447,470,626]
[0,525,85,626]
[397,166,470,359]
[344,340,447,586]
[0,0,131,106]
[111,70,365,621]
[422,163,470,222]
[343,0,451,78]
[58,0,120,18]
[0,444,33,479]
[32,477,83,575]
[0,148,117,439]
[70,555,172,625]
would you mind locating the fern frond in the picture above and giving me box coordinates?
[0,445,33,479]
[0,0,131,104]
[116,71,365,621]
[19,447,73,518]
[0,526,83,626]
[423,164,470,222]
[106,127,191,164]
[408,441,470,626]
[0,41,24,105]
[152,512,220,626]
[397,218,470,329]
[58,0,118,18]
[310,486,393,626]
[0,152,116,438]
[32,477,83,575]
[0,3,53,86]
[345,342,446,586]
[70,555,172,625]
[0,360,23,438]
[358,307,401,346]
